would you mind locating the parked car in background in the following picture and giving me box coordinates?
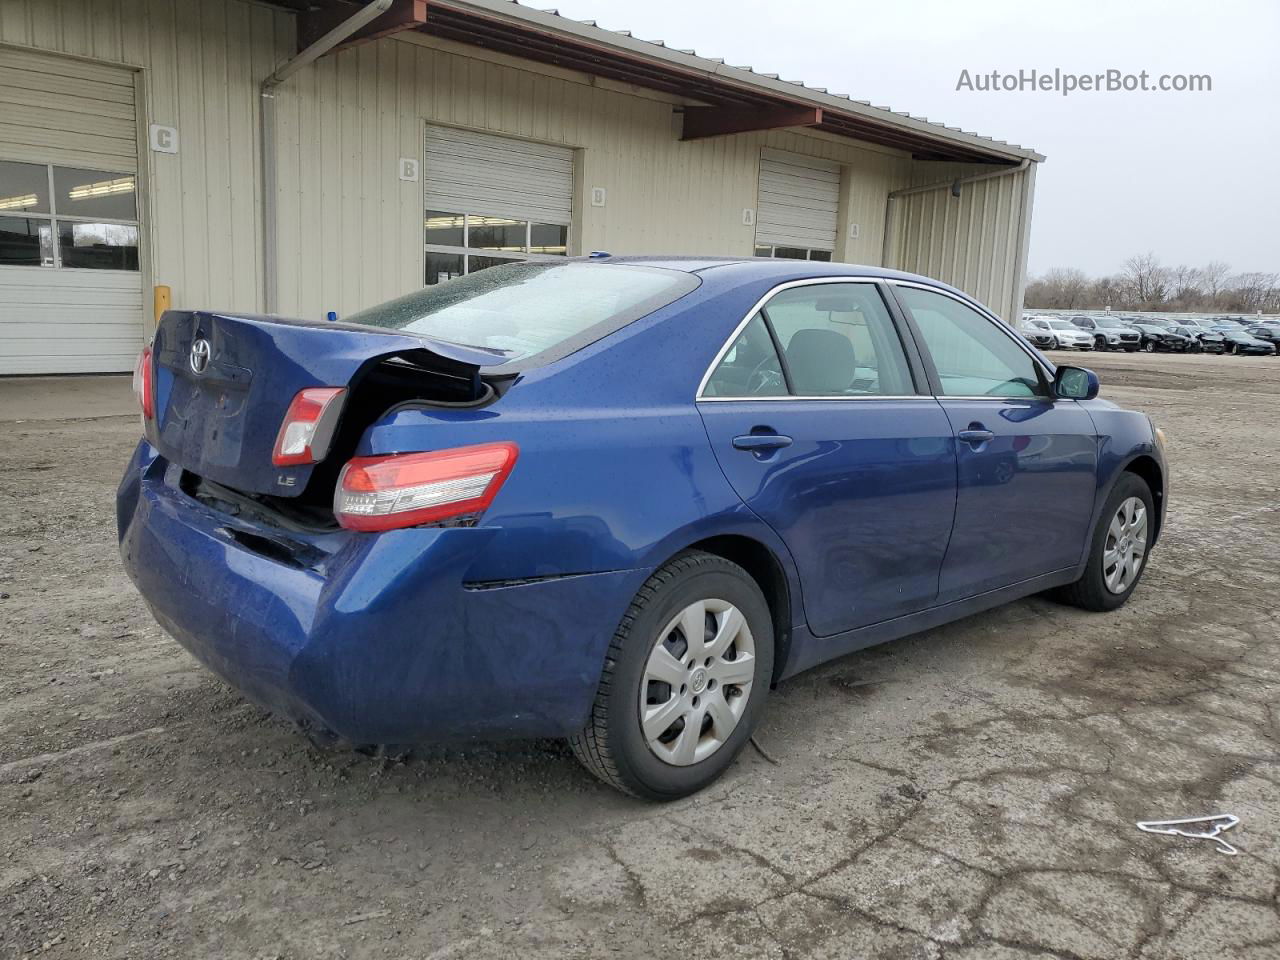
[1170,323,1226,354]
[116,258,1167,799]
[1022,317,1058,350]
[1131,322,1192,353]
[1042,318,1095,350]
[1245,324,1280,352]
[1069,316,1142,352]
[1212,324,1278,355]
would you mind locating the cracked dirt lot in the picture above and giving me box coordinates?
[2,351,1278,960]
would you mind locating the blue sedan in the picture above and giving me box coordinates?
[118,257,1167,799]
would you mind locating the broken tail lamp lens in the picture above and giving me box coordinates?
[334,443,519,532]
[272,387,347,467]
[132,345,154,419]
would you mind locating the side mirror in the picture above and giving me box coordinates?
[1054,365,1099,401]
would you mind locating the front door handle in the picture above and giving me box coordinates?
[957,427,995,447]
[732,433,794,452]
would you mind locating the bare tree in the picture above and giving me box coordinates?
[1168,264,1202,303]
[1200,261,1231,299]
[1122,253,1170,305]
[1022,256,1277,313]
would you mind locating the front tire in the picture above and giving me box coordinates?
[1144,341,1157,353]
[1055,473,1154,612]
[569,551,774,800]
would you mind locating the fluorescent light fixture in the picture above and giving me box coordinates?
[67,176,135,200]
[0,193,39,211]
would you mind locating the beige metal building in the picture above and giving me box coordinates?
[0,0,1042,375]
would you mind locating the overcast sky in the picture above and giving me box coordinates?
[539,0,1279,279]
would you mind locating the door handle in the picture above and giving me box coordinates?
[957,428,995,447]
[732,433,794,452]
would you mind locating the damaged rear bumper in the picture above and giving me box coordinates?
[117,441,644,744]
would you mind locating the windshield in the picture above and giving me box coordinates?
[347,261,698,362]
[1047,320,1077,330]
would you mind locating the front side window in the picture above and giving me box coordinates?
[425,210,568,285]
[348,261,696,363]
[895,286,1047,398]
[0,160,138,271]
[703,283,915,398]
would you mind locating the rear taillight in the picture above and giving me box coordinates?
[132,345,154,419]
[334,442,519,532]
[272,387,347,467]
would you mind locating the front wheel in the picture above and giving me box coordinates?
[569,551,774,800]
[1144,341,1157,353]
[1055,473,1154,612]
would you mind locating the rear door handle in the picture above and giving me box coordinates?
[732,433,794,451]
[957,428,995,447]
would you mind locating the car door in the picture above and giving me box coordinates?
[890,283,1098,603]
[697,279,957,637]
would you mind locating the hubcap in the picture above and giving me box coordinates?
[639,598,755,766]
[1103,496,1148,594]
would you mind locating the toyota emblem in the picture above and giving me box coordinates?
[189,338,211,374]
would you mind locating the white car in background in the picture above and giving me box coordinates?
[1040,318,1095,350]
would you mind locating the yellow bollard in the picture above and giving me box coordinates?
[153,284,171,327]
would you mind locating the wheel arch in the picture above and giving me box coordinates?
[1121,453,1165,544]
[642,526,799,685]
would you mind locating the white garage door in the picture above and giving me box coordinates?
[423,125,574,285]
[754,148,840,261]
[0,47,143,375]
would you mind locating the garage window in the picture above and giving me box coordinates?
[424,212,568,285]
[423,126,574,286]
[754,245,833,262]
[0,160,138,270]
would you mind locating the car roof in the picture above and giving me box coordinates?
[595,254,960,287]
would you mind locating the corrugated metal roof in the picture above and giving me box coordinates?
[454,0,1044,163]
[272,0,1043,163]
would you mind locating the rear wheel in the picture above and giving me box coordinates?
[1055,473,1154,612]
[1095,335,1107,351]
[1144,341,1157,353]
[569,551,774,800]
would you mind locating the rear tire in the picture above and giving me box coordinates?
[1055,472,1154,612]
[1144,341,1156,353]
[569,551,774,800]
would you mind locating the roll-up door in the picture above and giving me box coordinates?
[422,125,574,284]
[754,148,840,260]
[0,47,143,375]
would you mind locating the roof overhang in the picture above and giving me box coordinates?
[267,0,1044,165]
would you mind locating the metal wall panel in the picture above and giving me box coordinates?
[887,162,1033,323]
[755,148,840,250]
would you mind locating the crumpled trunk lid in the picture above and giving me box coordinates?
[148,310,497,497]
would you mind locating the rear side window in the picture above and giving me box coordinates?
[703,314,787,397]
[764,283,915,396]
[896,286,1048,398]
[703,283,915,398]
[347,261,698,363]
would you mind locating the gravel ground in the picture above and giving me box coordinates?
[2,351,1278,960]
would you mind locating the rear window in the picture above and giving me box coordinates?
[346,261,698,363]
